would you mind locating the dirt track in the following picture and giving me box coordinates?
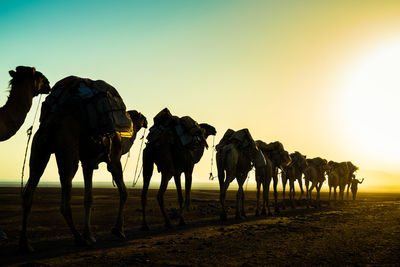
[1,187,399,266]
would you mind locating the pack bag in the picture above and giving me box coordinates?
[216,128,255,152]
[41,76,132,136]
[147,108,206,149]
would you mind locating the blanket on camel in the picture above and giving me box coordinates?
[40,76,133,137]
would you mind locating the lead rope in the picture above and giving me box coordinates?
[21,95,43,196]
[132,128,146,187]
[209,135,216,180]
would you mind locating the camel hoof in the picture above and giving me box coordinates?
[274,207,280,214]
[140,224,150,231]
[267,212,273,217]
[255,211,260,217]
[83,234,97,245]
[220,213,228,221]
[74,234,88,247]
[19,240,34,253]
[164,222,172,229]
[235,214,242,220]
[178,219,186,226]
[261,209,267,216]
[111,227,126,240]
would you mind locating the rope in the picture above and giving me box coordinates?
[132,128,146,187]
[21,95,42,195]
[122,151,130,173]
[208,135,217,180]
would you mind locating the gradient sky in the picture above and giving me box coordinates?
[1,0,399,192]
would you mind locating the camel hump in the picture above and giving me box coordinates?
[216,128,255,152]
[41,76,131,135]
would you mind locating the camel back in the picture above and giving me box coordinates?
[41,76,132,136]
[216,128,255,152]
[147,108,206,163]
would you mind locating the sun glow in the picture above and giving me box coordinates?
[340,38,400,170]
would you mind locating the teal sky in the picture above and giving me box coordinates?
[1,1,400,191]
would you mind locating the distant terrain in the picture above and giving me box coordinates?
[1,187,399,266]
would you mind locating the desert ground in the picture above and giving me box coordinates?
[0,186,399,266]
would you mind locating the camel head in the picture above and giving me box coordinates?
[199,123,216,139]
[127,110,148,130]
[347,161,359,174]
[291,151,308,171]
[9,66,50,96]
[279,150,291,169]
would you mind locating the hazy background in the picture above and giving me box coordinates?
[1,0,399,192]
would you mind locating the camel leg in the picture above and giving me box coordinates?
[328,186,332,205]
[184,167,194,212]
[316,182,323,207]
[82,164,96,244]
[55,151,82,246]
[220,175,234,221]
[238,177,246,218]
[158,173,172,228]
[174,173,185,226]
[19,134,51,253]
[305,180,310,200]
[282,177,287,210]
[339,185,345,201]
[346,183,350,200]
[141,147,153,230]
[264,176,272,216]
[334,187,337,201]
[298,177,304,200]
[235,178,243,219]
[289,180,295,209]
[307,182,315,208]
[108,161,128,239]
[272,172,280,214]
[255,180,261,216]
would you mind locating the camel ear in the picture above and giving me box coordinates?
[32,67,36,74]
[9,70,16,77]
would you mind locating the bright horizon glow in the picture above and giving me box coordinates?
[340,38,400,171]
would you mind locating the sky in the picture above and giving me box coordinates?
[1,0,399,192]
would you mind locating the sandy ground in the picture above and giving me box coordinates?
[0,187,400,266]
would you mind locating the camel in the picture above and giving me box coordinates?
[0,66,50,141]
[328,161,359,200]
[19,76,147,252]
[304,157,328,207]
[216,129,266,221]
[327,161,340,203]
[281,151,308,209]
[351,177,364,200]
[141,110,216,229]
[255,141,291,214]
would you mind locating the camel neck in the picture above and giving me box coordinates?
[0,80,34,140]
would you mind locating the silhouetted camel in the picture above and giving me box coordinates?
[281,151,308,209]
[304,157,328,207]
[216,129,266,221]
[328,161,359,200]
[141,115,215,229]
[19,77,147,252]
[327,161,341,203]
[255,141,291,214]
[0,66,50,141]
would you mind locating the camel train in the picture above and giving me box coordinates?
[1,67,362,252]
